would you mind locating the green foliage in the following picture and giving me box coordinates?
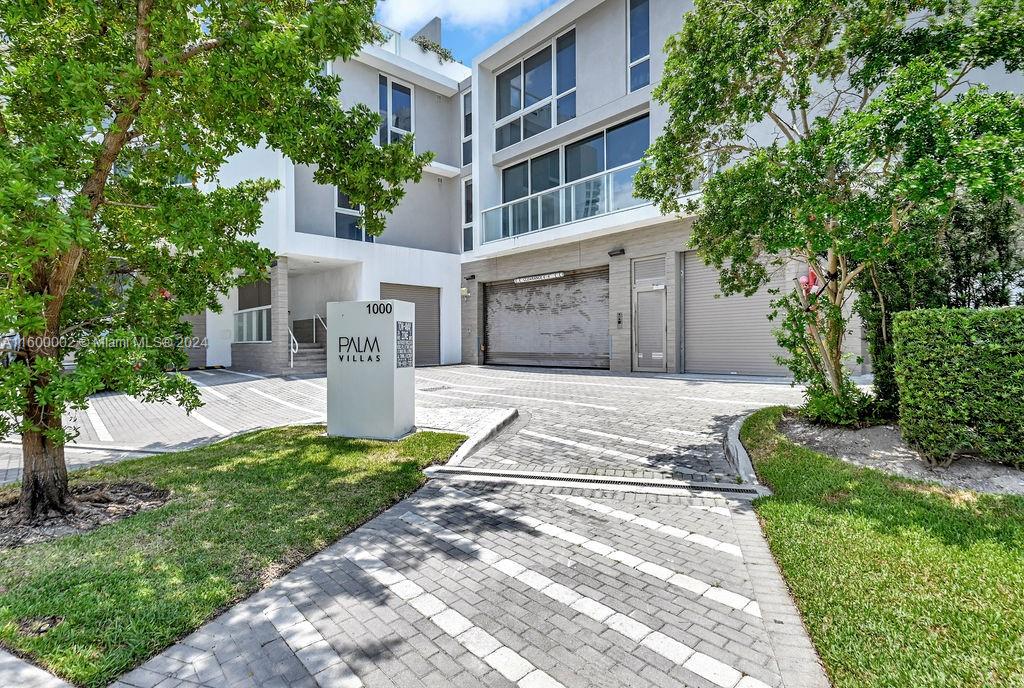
[412,35,456,64]
[743,407,1024,688]
[893,307,1024,465]
[0,426,465,687]
[635,0,1024,420]
[857,198,1024,417]
[0,1,429,450]
[771,290,871,425]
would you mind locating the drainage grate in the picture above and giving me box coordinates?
[427,466,762,496]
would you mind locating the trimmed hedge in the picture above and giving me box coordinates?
[893,307,1024,465]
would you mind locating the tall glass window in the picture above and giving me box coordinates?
[523,47,552,107]
[530,151,561,193]
[606,115,650,168]
[495,29,576,151]
[502,162,530,202]
[628,0,650,91]
[461,91,472,166]
[556,30,577,123]
[463,179,473,252]
[496,65,522,120]
[379,75,414,145]
[335,189,372,242]
[565,133,605,183]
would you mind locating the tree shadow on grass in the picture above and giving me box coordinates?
[749,407,1024,555]
[0,425,465,688]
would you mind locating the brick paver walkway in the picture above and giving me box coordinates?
[2,366,827,688]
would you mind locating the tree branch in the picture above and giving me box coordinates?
[36,0,156,346]
[767,111,799,143]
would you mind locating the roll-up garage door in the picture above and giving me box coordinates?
[484,268,609,368]
[683,252,787,375]
[379,283,441,366]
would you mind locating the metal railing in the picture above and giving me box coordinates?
[375,22,402,56]
[313,313,327,344]
[481,162,649,244]
[288,328,298,368]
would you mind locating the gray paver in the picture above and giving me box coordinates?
[0,366,827,688]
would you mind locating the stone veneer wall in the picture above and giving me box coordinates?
[230,256,292,374]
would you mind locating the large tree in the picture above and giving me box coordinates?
[636,0,1024,423]
[0,0,430,520]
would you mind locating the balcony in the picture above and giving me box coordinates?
[375,23,402,56]
[481,162,650,244]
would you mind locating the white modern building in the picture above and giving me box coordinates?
[191,0,867,376]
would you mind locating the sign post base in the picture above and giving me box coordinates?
[326,300,415,440]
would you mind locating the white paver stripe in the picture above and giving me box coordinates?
[189,377,231,401]
[439,368,657,390]
[85,405,113,442]
[519,430,652,463]
[676,395,773,407]
[418,377,503,390]
[191,412,229,435]
[576,428,676,451]
[219,369,267,380]
[264,596,359,687]
[287,377,327,393]
[441,488,758,618]
[342,544,564,688]
[550,494,742,558]
[398,511,754,688]
[249,387,325,417]
[435,390,618,411]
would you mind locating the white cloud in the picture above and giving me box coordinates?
[377,0,553,34]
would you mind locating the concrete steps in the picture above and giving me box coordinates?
[291,341,326,373]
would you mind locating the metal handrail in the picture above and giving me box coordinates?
[313,313,327,344]
[288,328,299,368]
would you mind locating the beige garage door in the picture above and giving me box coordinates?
[484,269,609,369]
[379,283,441,366]
[683,252,787,375]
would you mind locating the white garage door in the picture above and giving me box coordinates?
[484,269,609,368]
[379,283,441,366]
[683,252,787,375]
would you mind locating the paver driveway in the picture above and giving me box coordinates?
[3,366,827,688]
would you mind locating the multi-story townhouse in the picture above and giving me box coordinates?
[190,22,473,374]
[460,0,818,375]
[193,0,875,377]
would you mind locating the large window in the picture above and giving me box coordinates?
[495,29,576,151]
[462,91,473,166]
[463,179,474,252]
[335,189,374,243]
[628,0,650,92]
[487,114,651,241]
[378,74,413,145]
[234,280,271,343]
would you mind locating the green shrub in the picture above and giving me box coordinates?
[893,307,1024,465]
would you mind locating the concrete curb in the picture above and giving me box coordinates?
[443,408,519,467]
[725,413,772,495]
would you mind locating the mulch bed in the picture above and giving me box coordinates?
[779,413,1024,496]
[0,482,170,549]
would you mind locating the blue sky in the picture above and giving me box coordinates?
[375,0,561,65]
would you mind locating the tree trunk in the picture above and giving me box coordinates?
[18,402,72,521]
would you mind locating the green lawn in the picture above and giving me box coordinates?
[0,426,465,687]
[743,407,1024,688]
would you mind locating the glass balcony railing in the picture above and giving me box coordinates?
[482,162,649,244]
[375,23,402,56]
